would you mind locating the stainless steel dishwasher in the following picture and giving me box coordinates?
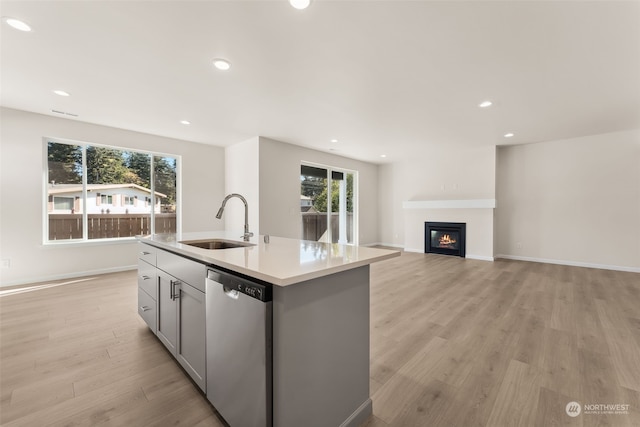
[206,268,272,427]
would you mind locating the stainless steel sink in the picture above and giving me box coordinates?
[179,239,255,250]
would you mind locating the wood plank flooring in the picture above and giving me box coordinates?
[0,272,224,426]
[1,253,639,426]
[367,252,640,427]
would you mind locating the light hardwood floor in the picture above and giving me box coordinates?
[1,253,639,426]
[367,252,640,427]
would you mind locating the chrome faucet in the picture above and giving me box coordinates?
[216,193,254,241]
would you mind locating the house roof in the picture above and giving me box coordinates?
[48,183,167,198]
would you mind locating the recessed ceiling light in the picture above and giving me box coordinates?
[53,90,70,97]
[212,58,231,71]
[479,101,493,108]
[504,133,514,138]
[180,120,191,125]
[4,17,31,32]
[289,0,311,10]
[331,139,338,143]
[380,154,387,158]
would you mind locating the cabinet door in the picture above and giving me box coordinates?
[138,243,157,266]
[137,259,157,300]
[157,270,178,355]
[137,287,157,333]
[176,282,206,391]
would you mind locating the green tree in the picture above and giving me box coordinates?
[154,156,177,205]
[301,176,325,198]
[126,152,151,187]
[47,142,82,184]
[313,174,353,213]
[86,146,132,184]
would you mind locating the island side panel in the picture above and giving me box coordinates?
[272,265,372,427]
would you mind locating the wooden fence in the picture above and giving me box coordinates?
[48,214,176,240]
[301,212,353,242]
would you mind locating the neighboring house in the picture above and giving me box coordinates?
[47,183,166,214]
[300,195,316,213]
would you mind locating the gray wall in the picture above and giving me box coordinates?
[224,136,260,236]
[377,145,496,255]
[258,137,380,245]
[0,108,225,286]
[496,129,640,270]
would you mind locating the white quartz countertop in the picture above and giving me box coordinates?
[137,232,400,286]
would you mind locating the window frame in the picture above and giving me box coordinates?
[300,161,359,245]
[43,137,181,245]
[100,194,113,205]
[53,196,75,212]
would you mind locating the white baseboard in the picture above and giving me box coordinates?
[404,247,422,253]
[402,248,494,261]
[363,242,404,249]
[0,265,138,288]
[495,254,640,273]
[466,254,494,262]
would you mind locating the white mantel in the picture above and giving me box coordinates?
[402,199,495,261]
[402,199,496,209]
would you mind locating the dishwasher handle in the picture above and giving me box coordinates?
[223,286,240,300]
[206,268,272,302]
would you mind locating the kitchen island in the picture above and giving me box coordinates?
[136,232,399,427]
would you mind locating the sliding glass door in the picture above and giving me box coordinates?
[300,164,356,244]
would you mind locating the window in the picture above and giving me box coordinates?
[53,196,74,211]
[100,194,113,205]
[300,163,357,244]
[45,139,179,242]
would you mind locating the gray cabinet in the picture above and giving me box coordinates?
[137,244,158,333]
[176,280,206,390]
[157,269,178,354]
[139,243,206,392]
[137,258,157,299]
[137,287,157,332]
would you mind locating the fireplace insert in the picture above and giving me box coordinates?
[425,222,466,257]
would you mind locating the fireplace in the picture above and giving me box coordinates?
[425,222,466,257]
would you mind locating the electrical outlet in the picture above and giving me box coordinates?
[516,242,522,249]
[1,259,10,268]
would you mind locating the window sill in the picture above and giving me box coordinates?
[42,237,141,248]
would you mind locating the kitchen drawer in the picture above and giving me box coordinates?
[138,287,157,333]
[157,249,206,292]
[137,259,157,300]
[138,243,157,266]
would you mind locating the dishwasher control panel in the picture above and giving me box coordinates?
[207,268,272,302]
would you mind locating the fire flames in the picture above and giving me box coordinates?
[438,234,457,247]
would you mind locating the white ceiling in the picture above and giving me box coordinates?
[2,0,639,163]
